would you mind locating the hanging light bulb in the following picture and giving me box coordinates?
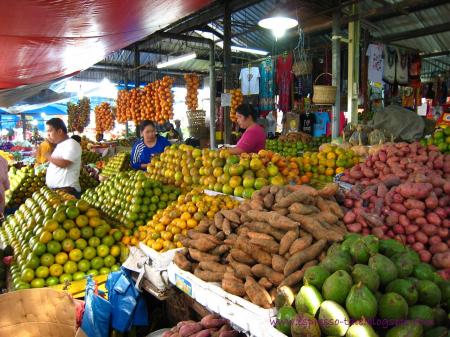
[258,10,298,40]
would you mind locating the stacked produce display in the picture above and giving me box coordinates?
[163,315,243,337]
[5,166,45,209]
[275,233,450,337]
[230,89,243,123]
[421,127,450,153]
[82,170,181,232]
[81,150,101,164]
[67,97,91,133]
[0,188,126,290]
[339,142,450,269]
[116,76,174,124]
[100,152,130,177]
[79,166,99,191]
[94,102,115,133]
[266,135,329,156]
[135,188,239,250]
[184,73,200,111]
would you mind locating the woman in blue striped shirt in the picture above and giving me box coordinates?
[130,120,171,170]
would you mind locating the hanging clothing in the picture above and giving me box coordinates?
[409,54,421,88]
[326,111,347,137]
[276,54,294,113]
[313,112,330,137]
[383,46,397,84]
[239,67,260,95]
[299,112,315,135]
[259,58,275,115]
[366,43,384,84]
[396,49,409,85]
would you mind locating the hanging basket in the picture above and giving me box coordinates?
[312,73,336,105]
[293,60,312,76]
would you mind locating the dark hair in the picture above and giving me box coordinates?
[46,118,67,134]
[236,103,258,121]
[140,120,157,132]
[71,135,81,143]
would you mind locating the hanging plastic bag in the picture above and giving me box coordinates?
[107,267,149,333]
[81,276,111,337]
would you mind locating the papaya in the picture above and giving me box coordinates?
[345,282,378,319]
[275,286,296,308]
[385,321,423,337]
[276,306,297,335]
[345,319,379,337]
[303,266,330,291]
[390,252,415,278]
[341,234,361,253]
[385,279,418,306]
[362,235,379,255]
[378,292,409,320]
[349,239,370,264]
[368,254,398,286]
[414,262,436,281]
[351,264,380,292]
[408,305,435,330]
[379,239,406,257]
[290,312,321,337]
[320,251,352,273]
[322,270,353,305]
[417,280,442,307]
[318,300,350,336]
[295,284,323,316]
[424,326,449,337]
[433,307,447,326]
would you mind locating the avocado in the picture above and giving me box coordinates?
[303,265,330,291]
[351,264,380,292]
[320,251,353,273]
[361,235,379,255]
[414,263,436,281]
[379,239,406,257]
[341,234,361,253]
[295,284,323,316]
[368,254,398,286]
[385,279,418,306]
[385,321,423,337]
[290,312,321,337]
[276,306,297,335]
[345,319,379,337]
[378,292,409,320]
[327,243,342,256]
[318,300,350,336]
[322,270,353,305]
[349,239,371,264]
[437,280,450,301]
[408,305,435,330]
[424,326,449,337]
[433,307,447,326]
[404,249,421,266]
[390,252,415,278]
[417,280,442,307]
[345,283,378,320]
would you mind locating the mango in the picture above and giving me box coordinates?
[345,283,378,319]
[378,292,409,320]
[351,264,380,292]
[322,270,353,305]
[368,254,398,286]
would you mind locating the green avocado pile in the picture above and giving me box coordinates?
[276,234,450,337]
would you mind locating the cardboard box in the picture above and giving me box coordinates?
[0,288,82,337]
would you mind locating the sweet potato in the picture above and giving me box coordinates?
[279,229,299,255]
[251,264,284,285]
[380,174,401,188]
[276,189,316,208]
[249,199,264,211]
[194,268,225,282]
[316,198,344,218]
[222,277,245,297]
[222,218,232,236]
[289,235,313,255]
[245,222,286,241]
[229,258,253,279]
[406,209,425,220]
[318,183,339,197]
[174,252,192,271]
[280,260,318,287]
[244,276,272,308]
[432,252,450,269]
[218,331,240,337]
[209,245,229,256]
[235,237,272,266]
[230,249,255,265]
[179,323,203,337]
[316,211,339,225]
[288,213,344,241]
[272,255,287,273]
[187,231,221,244]
[263,193,275,209]
[247,231,274,241]
[209,224,218,235]
[397,182,433,199]
[189,249,220,262]
[343,211,356,225]
[192,330,211,337]
[288,203,319,215]
[273,208,289,216]
[201,315,228,329]
[221,210,240,223]
[284,239,327,276]
[427,212,442,226]
[247,210,298,231]
[258,277,273,290]
[199,261,227,273]
[391,203,407,214]
[250,238,280,254]
[270,185,280,194]
[190,238,218,252]
[214,212,224,230]
[404,199,426,210]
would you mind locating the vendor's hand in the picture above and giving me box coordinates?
[44,152,52,161]
[140,163,148,169]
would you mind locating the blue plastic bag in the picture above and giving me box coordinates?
[81,276,112,337]
[106,268,149,332]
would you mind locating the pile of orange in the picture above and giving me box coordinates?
[131,189,239,251]
[94,102,114,133]
[230,89,243,122]
[116,76,174,125]
[184,73,200,110]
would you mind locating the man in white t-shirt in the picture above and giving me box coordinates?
[45,118,82,197]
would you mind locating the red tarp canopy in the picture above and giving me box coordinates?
[0,0,212,90]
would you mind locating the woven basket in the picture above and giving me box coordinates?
[293,60,312,76]
[312,73,336,105]
[186,110,206,128]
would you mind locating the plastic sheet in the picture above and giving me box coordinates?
[0,0,212,89]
